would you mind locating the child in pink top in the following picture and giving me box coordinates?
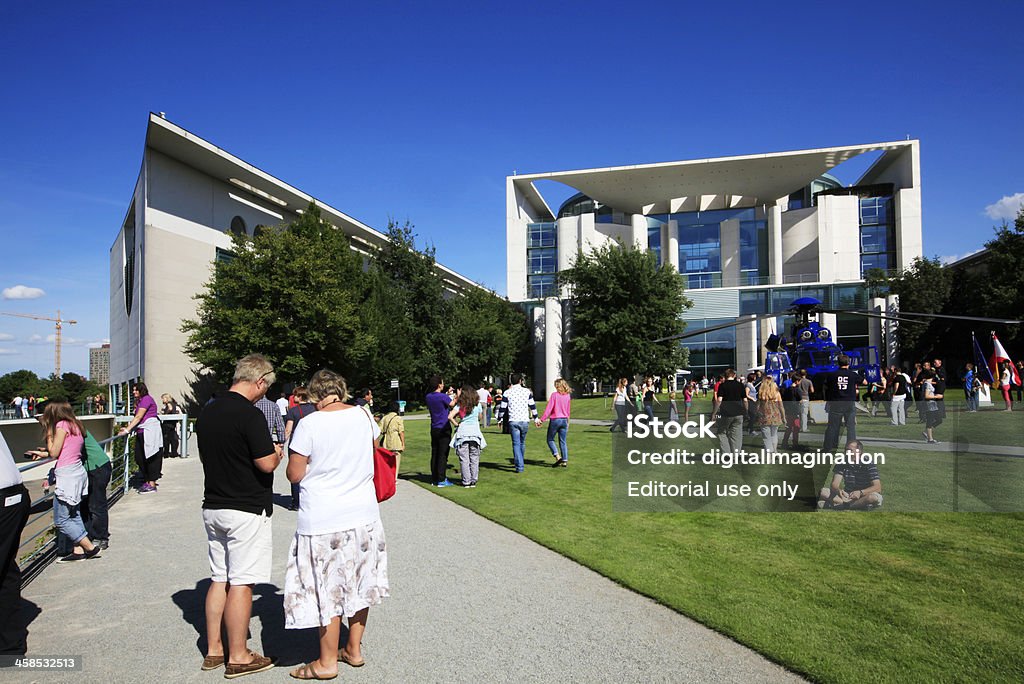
[536,378,572,467]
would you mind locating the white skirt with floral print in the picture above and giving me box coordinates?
[284,520,390,628]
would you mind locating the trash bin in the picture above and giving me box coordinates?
[398,401,407,416]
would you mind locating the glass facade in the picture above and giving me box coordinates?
[647,216,664,265]
[859,196,896,277]
[681,318,736,380]
[738,284,870,315]
[527,222,558,299]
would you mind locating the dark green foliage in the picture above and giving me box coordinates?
[182,208,530,402]
[182,204,374,387]
[972,206,1024,344]
[558,242,691,384]
[0,369,42,403]
[884,256,954,356]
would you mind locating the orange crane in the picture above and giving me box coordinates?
[0,310,78,377]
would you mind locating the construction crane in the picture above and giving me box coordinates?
[0,310,78,377]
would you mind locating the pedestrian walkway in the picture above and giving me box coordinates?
[9,454,802,683]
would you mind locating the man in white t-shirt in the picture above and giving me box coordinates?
[1,433,31,654]
[275,395,288,417]
[477,384,492,427]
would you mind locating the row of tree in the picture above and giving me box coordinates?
[182,205,531,404]
[0,369,105,407]
[867,205,1024,367]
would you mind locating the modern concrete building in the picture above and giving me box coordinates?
[110,113,481,407]
[88,343,110,385]
[507,141,922,395]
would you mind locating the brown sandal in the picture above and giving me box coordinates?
[289,662,337,680]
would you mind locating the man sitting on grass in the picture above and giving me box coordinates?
[817,439,883,510]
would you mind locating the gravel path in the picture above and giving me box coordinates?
[9,451,802,683]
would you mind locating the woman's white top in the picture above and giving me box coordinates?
[614,387,628,405]
[290,407,381,536]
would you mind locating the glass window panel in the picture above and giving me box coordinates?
[528,274,557,299]
[528,248,557,274]
[740,291,768,315]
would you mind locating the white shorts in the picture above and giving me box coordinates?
[203,508,272,585]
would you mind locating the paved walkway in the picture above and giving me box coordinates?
[10,452,802,683]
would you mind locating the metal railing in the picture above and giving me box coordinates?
[14,414,189,586]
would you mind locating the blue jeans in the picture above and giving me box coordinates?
[965,390,978,412]
[547,418,569,461]
[53,498,88,546]
[509,421,529,471]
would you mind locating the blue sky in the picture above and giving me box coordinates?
[1,1,1022,378]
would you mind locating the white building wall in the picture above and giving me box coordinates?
[506,177,532,302]
[630,214,648,250]
[817,195,860,282]
[894,188,923,270]
[780,207,819,282]
[720,218,740,286]
[109,175,145,387]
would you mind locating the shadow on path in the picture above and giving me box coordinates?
[171,580,320,667]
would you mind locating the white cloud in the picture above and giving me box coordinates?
[2,285,46,300]
[0,348,17,355]
[0,333,13,341]
[984,193,1024,220]
[28,334,46,344]
[940,247,985,265]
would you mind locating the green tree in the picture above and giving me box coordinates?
[558,242,691,384]
[0,369,41,403]
[448,287,530,385]
[367,220,455,397]
[882,256,954,360]
[182,203,374,387]
[972,205,1024,343]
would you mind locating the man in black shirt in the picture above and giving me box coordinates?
[817,440,883,510]
[822,354,866,453]
[195,354,282,678]
[715,368,748,454]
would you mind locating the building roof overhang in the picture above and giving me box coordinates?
[511,140,918,219]
[143,113,483,295]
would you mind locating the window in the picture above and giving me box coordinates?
[740,291,768,315]
[859,197,895,277]
[527,222,556,248]
[122,200,136,317]
[528,248,557,275]
[647,216,665,265]
[528,274,557,299]
[230,216,247,236]
[682,318,737,378]
[526,222,558,299]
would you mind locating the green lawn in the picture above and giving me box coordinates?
[398,398,1024,683]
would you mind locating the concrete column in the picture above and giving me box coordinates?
[543,297,563,401]
[720,218,740,287]
[667,220,680,272]
[532,305,546,397]
[556,216,579,272]
[630,214,648,250]
[735,316,758,373]
[886,294,901,369]
[869,297,884,365]
[769,204,783,285]
[820,313,837,343]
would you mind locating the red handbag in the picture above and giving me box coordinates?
[363,409,397,502]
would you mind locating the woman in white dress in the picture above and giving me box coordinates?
[284,369,389,680]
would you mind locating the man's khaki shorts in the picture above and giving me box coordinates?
[202,508,272,584]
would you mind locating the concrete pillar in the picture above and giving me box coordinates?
[886,294,900,369]
[769,203,783,285]
[869,297,884,365]
[556,216,578,272]
[735,316,758,373]
[720,218,740,287]
[630,214,648,250]
[532,305,546,397]
[820,312,837,343]
[667,220,680,272]
[543,297,563,400]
